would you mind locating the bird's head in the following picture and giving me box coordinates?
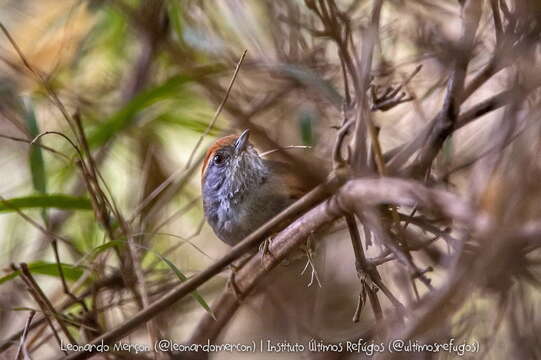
[201,129,309,245]
[201,129,268,198]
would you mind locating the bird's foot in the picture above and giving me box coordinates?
[228,266,244,302]
[259,236,273,258]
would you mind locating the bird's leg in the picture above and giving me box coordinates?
[259,235,274,257]
[227,254,251,301]
[228,269,243,301]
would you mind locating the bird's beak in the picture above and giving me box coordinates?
[234,129,250,154]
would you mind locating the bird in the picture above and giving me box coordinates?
[201,129,308,246]
[199,130,373,357]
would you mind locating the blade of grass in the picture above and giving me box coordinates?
[151,251,215,320]
[279,64,343,108]
[22,97,46,194]
[0,261,85,285]
[167,0,184,42]
[88,74,195,147]
[0,194,92,213]
[87,240,125,260]
[84,240,214,318]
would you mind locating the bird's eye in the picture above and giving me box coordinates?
[213,153,226,165]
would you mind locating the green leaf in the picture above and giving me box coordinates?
[155,113,220,135]
[152,251,215,319]
[0,261,85,285]
[88,240,214,318]
[278,64,343,108]
[88,240,124,259]
[88,74,195,147]
[22,97,47,194]
[167,0,184,42]
[298,109,318,146]
[0,194,92,213]
[7,307,39,312]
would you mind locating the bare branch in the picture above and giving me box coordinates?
[59,176,476,359]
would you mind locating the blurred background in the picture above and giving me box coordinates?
[0,0,540,359]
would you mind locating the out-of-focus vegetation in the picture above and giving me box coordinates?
[0,1,540,359]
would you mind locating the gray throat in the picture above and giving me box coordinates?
[203,157,290,245]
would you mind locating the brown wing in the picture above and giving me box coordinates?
[266,160,313,200]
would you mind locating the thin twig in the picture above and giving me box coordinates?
[15,310,35,360]
[346,214,403,311]
[0,195,71,245]
[490,0,503,44]
[259,145,312,157]
[17,263,77,346]
[0,133,71,161]
[0,273,123,354]
[350,0,384,174]
[50,239,89,313]
[185,50,247,169]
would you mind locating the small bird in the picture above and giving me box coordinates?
[200,130,366,351]
[201,129,307,246]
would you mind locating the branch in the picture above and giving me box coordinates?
[185,50,247,169]
[0,273,123,354]
[14,310,35,360]
[59,179,339,360]
[350,0,384,174]
[17,263,77,346]
[187,177,480,350]
[407,0,482,177]
[60,177,464,359]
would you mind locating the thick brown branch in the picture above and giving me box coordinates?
[186,177,480,350]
